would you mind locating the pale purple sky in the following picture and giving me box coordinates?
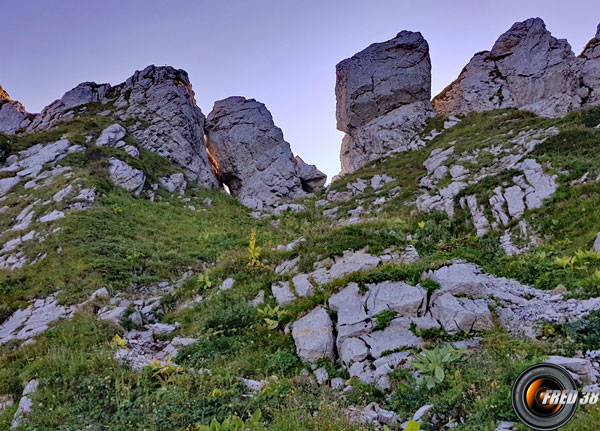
[1,1,598,179]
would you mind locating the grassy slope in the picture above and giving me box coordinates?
[1,106,600,429]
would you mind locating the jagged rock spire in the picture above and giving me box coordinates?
[433,18,600,117]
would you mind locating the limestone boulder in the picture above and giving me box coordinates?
[206,96,314,210]
[423,263,489,302]
[336,31,434,174]
[365,281,426,317]
[96,124,126,147]
[292,306,335,363]
[108,158,145,195]
[430,293,493,333]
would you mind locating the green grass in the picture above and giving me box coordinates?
[3,106,600,429]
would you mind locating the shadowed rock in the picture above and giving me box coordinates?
[0,85,33,134]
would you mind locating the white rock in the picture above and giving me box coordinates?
[292,306,335,363]
[365,281,426,317]
[0,177,20,197]
[108,158,145,195]
[11,379,39,429]
[430,293,493,333]
[546,356,598,383]
[39,210,65,223]
[219,278,234,291]
[159,173,187,194]
[52,184,72,202]
[292,273,314,297]
[96,124,127,146]
[314,367,329,385]
[272,281,297,306]
[123,145,139,158]
[340,337,369,365]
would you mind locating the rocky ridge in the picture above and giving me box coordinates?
[433,18,600,117]
[4,66,325,210]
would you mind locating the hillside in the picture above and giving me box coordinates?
[0,99,600,430]
[1,15,600,431]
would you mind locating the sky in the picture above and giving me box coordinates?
[1,0,598,180]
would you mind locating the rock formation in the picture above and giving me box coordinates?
[206,96,325,210]
[25,66,218,188]
[433,18,600,117]
[0,85,32,134]
[335,31,434,174]
[109,66,217,187]
[294,156,327,192]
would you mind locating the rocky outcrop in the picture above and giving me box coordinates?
[27,82,111,131]
[108,158,145,196]
[433,18,600,117]
[110,66,217,187]
[336,31,434,174]
[294,156,327,192]
[0,85,32,134]
[580,24,600,107]
[11,379,38,429]
[206,96,325,210]
[25,66,217,188]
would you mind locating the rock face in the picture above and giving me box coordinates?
[335,31,434,174]
[25,66,218,188]
[28,82,111,131]
[206,96,325,210]
[110,66,217,187]
[0,85,32,134]
[433,18,600,117]
[294,156,327,192]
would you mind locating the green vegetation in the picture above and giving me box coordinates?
[2,106,600,429]
[411,345,465,390]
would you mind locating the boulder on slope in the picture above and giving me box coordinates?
[206,96,322,210]
[335,30,434,174]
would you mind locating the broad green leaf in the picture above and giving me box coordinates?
[405,420,421,431]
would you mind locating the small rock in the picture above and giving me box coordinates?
[552,284,568,295]
[250,290,265,307]
[314,367,329,385]
[273,204,306,215]
[219,278,234,291]
[594,233,600,252]
[11,379,39,429]
[413,404,433,422]
[39,210,65,223]
[272,281,297,306]
[90,287,110,300]
[96,124,127,147]
[331,377,345,390]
